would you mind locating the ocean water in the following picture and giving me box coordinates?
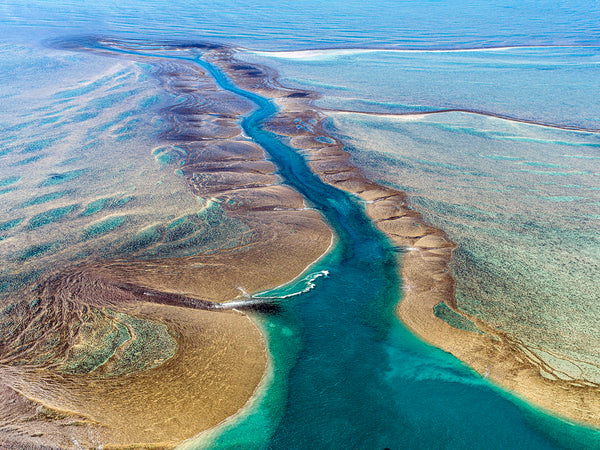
[1,0,600,49]
[1,0,600,448]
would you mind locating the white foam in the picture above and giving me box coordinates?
[249,45,584,61]
[256,269,330,300]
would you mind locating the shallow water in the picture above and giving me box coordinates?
[1,0,600,447]
[0,44,249,296]
[332,112,600,382]
[169,50,598,449]
[243,48,600,385]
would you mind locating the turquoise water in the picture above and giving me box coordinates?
[1,0,600,447]
[323,112,600,381]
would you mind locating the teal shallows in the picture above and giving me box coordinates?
[27,204,78,229]
[72,111,100,122]
[87,89,142,110]
[12,154,45,166]
[0,271,41,296]
[17,242,59,261]
[113,195,135,207]
[153,146,186,167]
[121,224,163,254]
[20,191,67,208]
[139,94,160,108]
[128,204,250,259]
[314,135,335,144]
[81,197,112,216]
[20,136,62,153]
[0,218,23,232]
[81,195,135,216]
[107,203,249,259]
[518,161,569,168]
[163,216,197,241]
[433,302,482,334]
[57,156,83,166]
[83,215,126,239]
[114,119,142,135]
[155,151,177,165]
[102,310,178,377]
[115,133,133,142]
[173,54,600,449]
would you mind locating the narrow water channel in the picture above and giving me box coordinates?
[192,56,599,449]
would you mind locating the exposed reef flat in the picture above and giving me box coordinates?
[204,47,600,427]
[0,270,267,448]
[0,40,332,448]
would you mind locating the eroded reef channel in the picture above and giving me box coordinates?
[1,37,599,448]
[202,43,600,428]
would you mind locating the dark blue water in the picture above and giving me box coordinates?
[174,53,600,449]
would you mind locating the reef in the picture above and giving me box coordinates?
[3,35,599,448]
[0,39,332,448]
[203,45,600,428]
